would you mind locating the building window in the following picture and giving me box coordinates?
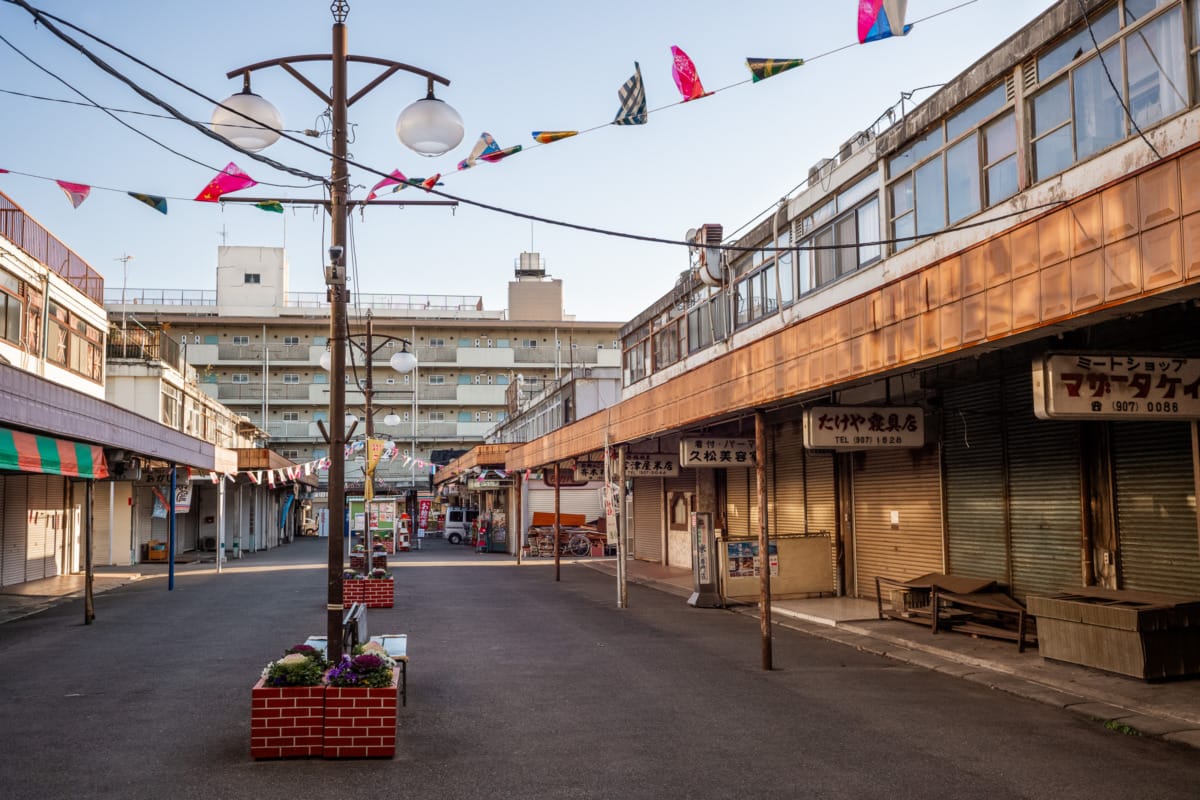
[232,335,250,345]
[244,273,261,284]
[428,337,445,347]
[687,288,727,353]
[0,269,24,346]
[496,375,509,385]
[428,375,445,385]
[385,377,395,385]
[282,336,300,346]
[1030,3,1186,182]
[520,338,538,348]
[232,373,250,384]
[459,411,473,422]
[282,411,300,421]
[652,316,683,369]
[282,373,300,384]
[313,373,327,384]
[429,411,445,422]
[622,322,651,385]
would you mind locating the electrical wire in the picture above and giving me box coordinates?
[4,0,328,186]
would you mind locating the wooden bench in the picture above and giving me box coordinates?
[932,589,1033,653]
[369,634,409,706]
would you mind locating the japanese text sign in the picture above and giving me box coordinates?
[1033,354,1200,420]
[679,438,756,468]
[576,456,679,480]
[803,406,924,449]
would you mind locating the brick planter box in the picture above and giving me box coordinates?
[323,668,400,758]
[250,679,325,759]
[342,579,364,607]
[350,553,390,573]
[361,578,394,608]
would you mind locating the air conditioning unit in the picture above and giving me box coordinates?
[838,130,874,163]
[688,223,724,287]
[808,158,835,186]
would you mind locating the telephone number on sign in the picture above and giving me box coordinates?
[853,435,906,445]
[1111,400,1179,413]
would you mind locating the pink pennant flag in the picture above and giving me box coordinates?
[56,180,91,209]
[0,168,9,173]
[225,473,236,483]
[670,46,710,102]
[266,470,276,488]
[249,471,262,485]
[209,472,220,484]
[366,168,407,201]
[194,162,257,202]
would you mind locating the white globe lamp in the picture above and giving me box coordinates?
[211,90,283,152]
[396,92,464,156]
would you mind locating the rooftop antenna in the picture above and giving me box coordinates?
[115,254,135,341]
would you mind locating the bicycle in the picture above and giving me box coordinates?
[526,530,591,557]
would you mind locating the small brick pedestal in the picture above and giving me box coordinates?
[323,668,400,758]
[342,579,364,607]
[250,680,325,759]
[361,578,394,608]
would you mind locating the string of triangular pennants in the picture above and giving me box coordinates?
[0,2,921,214]
[184,446,453,487]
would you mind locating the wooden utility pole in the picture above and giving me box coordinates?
[755,410,772,670]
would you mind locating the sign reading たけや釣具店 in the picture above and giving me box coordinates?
[802,406,924,450]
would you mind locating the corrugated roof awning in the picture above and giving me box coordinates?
[0,426,109,479]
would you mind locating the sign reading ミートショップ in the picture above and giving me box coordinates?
[802,406,924,450]
[1033,354,1200,420]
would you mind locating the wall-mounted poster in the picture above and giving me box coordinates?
[726,541,778,578]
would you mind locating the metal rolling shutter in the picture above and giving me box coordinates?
[805,451,836,535]
[93,486,111,565]
[772,421,806,534]
[632,477,663,562]
[25,475,54,580]
[725,467,754,538]
[943,380,1008,584]
[526,488,604,519]
[1113,422,1200,595]
[1005,377,1082,601]
[2,476,27,586]
[852,446,944,596]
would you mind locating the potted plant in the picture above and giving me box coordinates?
[323,643,401,758]
[251,644,328,759]
[350,543,368,572]
[362,567,395,608]
[342,568,365,607]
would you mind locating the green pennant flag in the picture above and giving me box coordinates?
[745,58,804,83]
[254,200,284,213]
[128,192,167,214]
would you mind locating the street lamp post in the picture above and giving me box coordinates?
[216,1,461,662]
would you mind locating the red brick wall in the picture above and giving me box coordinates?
[342,579,364,607]
[323,668,400,758]
[250,680,325,759]
[361,579,394,608]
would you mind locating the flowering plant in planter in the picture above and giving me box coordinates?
[326,644,396,688]
[352,543,366,554]
[343,568,363,580]
[368,567,391,580]
[261,644,328,687]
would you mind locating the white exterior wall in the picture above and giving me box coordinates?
[216,246,287,317]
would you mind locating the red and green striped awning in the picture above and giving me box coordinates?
[0,426,109,479]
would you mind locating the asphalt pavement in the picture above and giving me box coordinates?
[1,537,1199,800]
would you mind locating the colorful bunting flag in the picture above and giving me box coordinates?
[479,145,522,164]
[858,0,911,44]
[614,62,648,126]
[670,46,709,102]
[254,200,283,213]
[209,472,220,484]
[531,131,578,144]
[457,132,500,170]
[56,180,91,209]
[0,168,9,173]
[420,174,441,192]
[745,57,804,82]
[194,162,256,202]
[128,192,167,214]
[365,169,407,201]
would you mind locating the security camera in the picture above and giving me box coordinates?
[328,245,344,264]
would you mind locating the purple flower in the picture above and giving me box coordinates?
[352,654,384,672]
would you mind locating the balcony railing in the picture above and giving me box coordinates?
[107,326,183,371]
[216,343,310,361]
[2,192,104,304]
[217,383,311,401]
[105,288,217,306]
[512,346,599,364]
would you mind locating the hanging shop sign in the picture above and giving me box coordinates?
[467,478,508,490]
[679,437,756,468]
[575,456,679,480]
[1033,353,1200,420]
[802,406,924,449]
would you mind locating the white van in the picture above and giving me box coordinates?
[443,506,478,545]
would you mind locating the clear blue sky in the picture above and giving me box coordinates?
[0,0,1053,322]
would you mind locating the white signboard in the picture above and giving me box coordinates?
[679,438,756,468]
[1033,354,1200,420]
[576,457,679,480]
[803,406,924,449]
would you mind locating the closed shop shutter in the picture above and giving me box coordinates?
[725,467,754,538]
[25,474,54,580]
[772,421,806,535]
[3,476,28,586]
[93,486,111,565]
[805,452,836,534]
[943,379,1008,584]
[1005,377,1082,601]
[1113,422,1200,596]
[632,477,663,562]
[853,446,944,596]
[526,488,604,519]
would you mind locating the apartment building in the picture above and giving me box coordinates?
[108,248,623,498]
[507,0,1200,602]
